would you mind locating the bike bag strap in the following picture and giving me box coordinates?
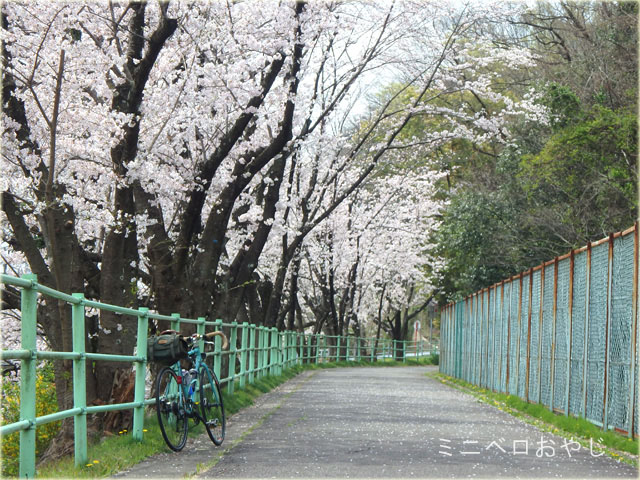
[147,333,188,365]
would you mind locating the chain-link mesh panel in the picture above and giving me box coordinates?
[480,296,486,384]
[518,274,530,398]
[457,301,469,380]
[529,269,542,402]
[482,290,491,387]
[472,295,479,384]
[494,284,504,391]
[457,301,464,378]
[586,242,609,425]
[607,234,633,431]
[478,293,485,386]
[466,298,472,382]
[440,228,637,433]
[482,290,489,388]
[507,280,520,395]
[553,258,571,411]
[501,283,510,393]
[633,290,640,435]
[467,299,473,382]
[487,288,497,390]
[478,293,484,385]
[540,264,555,407]
[569,250,587,416]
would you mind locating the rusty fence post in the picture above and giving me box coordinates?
[526,268,534,403]
[630,223,639,437]
[564,251,575,415]
[549,258,559,411]
[537,266,545,405]
[602,234,614,430]
[582,242,593,418]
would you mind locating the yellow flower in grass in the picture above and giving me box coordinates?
[85,464,93,468]
[143,429,148,433]
[93,460,99,464]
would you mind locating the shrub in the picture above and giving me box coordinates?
[1,363,60,477]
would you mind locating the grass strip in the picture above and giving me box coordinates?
[35,356,437,478]
[430,372,639,465]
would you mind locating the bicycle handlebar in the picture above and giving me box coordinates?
[157,329,229,350]
[202,331,229,350]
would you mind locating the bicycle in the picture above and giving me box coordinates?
[154,330,228,452]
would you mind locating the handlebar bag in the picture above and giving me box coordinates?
[147,333,188,365]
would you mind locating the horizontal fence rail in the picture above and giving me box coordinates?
[0,273,438,478]
[440,223,639,439]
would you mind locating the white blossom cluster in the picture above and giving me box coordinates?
[2,1,548,335]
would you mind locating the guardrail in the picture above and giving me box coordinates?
[0,273,437,478]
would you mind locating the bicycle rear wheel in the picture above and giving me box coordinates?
[156,366,188,452]
[198,366,225,445]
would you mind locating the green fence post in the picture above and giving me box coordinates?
[264,328,270,375]
[248,324,256,383]
[132,307,149,442]
[292,333,297,365]
[170,313,181,333]
[19,273,37,479]
[257,327,265,378]
[403,341,407,363]
[265,327,271,375]
[289,332,294,367]
[275,328,281,375]
[254,327,261,379]
[259,327,266,378]
[240,322,248,388]
[72,293,88,466]
[196,317,206,351]
[346,336,351,362]
[268,328,275,375]
[282,331,288,371]
[228,322,238,394]
[213,319,223,382]
[302,334,306,364]
[267,327,272,374]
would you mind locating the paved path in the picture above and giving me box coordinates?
[114,366,638,479]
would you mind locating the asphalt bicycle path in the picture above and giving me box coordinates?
[112,366,639,479]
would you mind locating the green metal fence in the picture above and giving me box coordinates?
[440,224,639,438]
[0,273,437,478]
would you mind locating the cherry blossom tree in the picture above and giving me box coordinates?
[1,0,547,449]
[0,0,431,441]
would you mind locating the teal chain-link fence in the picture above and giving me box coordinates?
[440,224,638,437]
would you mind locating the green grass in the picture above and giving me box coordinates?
[431,373,639,464]
[37,416,172,478]
[35,356,437,478]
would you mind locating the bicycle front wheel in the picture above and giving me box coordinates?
[198,366,225,445]
[156,366,188,452]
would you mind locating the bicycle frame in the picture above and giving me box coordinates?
[164,340,215,419]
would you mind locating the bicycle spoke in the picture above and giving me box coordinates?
[198,367,225,446]
[156,367,188,452]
